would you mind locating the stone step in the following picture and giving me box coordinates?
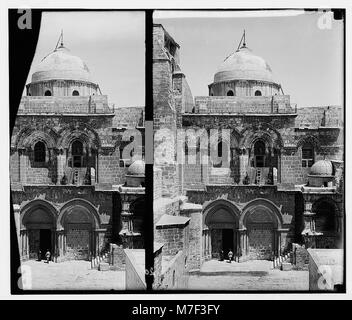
[98,262,110,271]
[281,262,293,271]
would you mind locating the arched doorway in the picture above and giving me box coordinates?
[21,201,57,260]
[245,207,276,260]
[203,200,240,259]
[58,200,100,261]
[240,199,283,260]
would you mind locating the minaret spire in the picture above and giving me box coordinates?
[60,29,64,47]
[54,30,64,51]
[236,29,247,51]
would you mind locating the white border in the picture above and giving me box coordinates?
[0,0,351,300]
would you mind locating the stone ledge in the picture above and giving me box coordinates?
[156,214,190,229]
[180,202,203,213]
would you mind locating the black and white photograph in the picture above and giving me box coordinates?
[9,10,146,291]
[152,9,345,291]
[1,2,351,307]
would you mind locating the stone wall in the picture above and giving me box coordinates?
[187,185,297,218]
[153,25,180,198]
[158,251,188,290]
[113,107,144,128]
[295,106,343,128]
[292,243,309,270]
[180,204,203,270]
[110,243,126,270]
[153,168,162,200]
[181,106,343,187]
[153,195,181,225]
[155,223,189,256]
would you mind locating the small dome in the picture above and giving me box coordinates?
[310,160,334,176]
[31,45,92,83]
[214,46,276,84]
[127,160,145,176]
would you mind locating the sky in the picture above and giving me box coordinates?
[154,10,344,108]
[25,11,145,107]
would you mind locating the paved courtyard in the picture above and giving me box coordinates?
[20,260,125,291]
[188,260,309,291]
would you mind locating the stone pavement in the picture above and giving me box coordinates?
[20,260,125,290]
[188,260,309,291]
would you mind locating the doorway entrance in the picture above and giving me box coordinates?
[39,229,52,259]
[254,140,266,167]
[222,229,234,257]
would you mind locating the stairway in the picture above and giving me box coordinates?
[91,252,111,271]
[273,250,293,271]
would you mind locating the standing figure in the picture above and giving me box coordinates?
[45,249,51,264]
[228,249,233,263]
[219,249,224,261]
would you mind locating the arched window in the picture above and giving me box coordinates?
[44,90,52,96]
[72,90,79,96]
[227,90,234,96]
[302,144,314,167]
[255,90,262,96]
[254,140,266,167]
[72,140,84,167]
[34,141,46,162]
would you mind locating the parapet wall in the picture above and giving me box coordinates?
[295,106,343,128]
[113,107,144,128]
[18,95,112,114]
[192,95,294,114]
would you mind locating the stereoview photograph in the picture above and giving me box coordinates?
[152,10,344,291]
[10,11,146,290]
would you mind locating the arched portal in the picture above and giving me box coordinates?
[20,200,57,260]
[58,199,100,260]
[203,200,240,259]
[244,206,276,260]
[240,199,283,260]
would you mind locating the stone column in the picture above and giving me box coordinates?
[20,231,24,258]
[57,230,64,259]
[277,150,282,184]
[57,149,66,183]
[278,228,290,256]
[22,230,28,260]
[238,229,246,258]
[18,149,27,183]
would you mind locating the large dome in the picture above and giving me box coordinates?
[31,45,92,83]
[214,45,276,84]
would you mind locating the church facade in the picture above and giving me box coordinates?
[153,24,344,288]
[10,39,145,262]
